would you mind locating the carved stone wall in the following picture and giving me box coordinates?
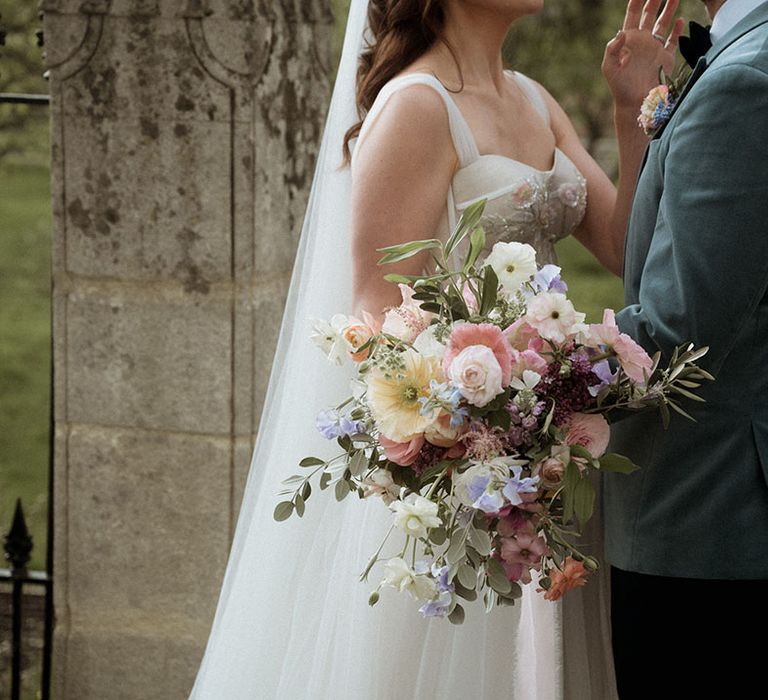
[42,1,333,696]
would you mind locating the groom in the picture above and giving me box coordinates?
[604,0,768,696]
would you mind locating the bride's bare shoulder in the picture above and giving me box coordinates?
[352,70,457,175]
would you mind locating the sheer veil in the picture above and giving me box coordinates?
[188,0,379,695]
[189,0,617,697]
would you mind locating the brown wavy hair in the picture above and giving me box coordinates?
[339,0,463,169]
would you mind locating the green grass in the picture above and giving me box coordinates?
[0,159,52,573]
[555,236,624,324]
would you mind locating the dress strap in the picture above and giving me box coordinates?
[511,70,551,128]
[351,73,480,170]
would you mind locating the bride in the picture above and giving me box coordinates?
[189,0,682,697]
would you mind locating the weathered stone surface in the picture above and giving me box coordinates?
[46,0,333,696]
[65,283,232,434]
[63,424,232,615]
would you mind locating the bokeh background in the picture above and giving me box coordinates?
[0,0,707,589]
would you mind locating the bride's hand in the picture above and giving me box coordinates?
[602,0,685,111]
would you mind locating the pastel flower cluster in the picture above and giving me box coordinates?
[638,84,678,135]
[277,199,712,622]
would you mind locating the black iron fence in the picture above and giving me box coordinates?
[1,16,55,697]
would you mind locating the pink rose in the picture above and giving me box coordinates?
[535,456,567,487]
[585,309,654,383]
[447,346,504,408]
[379,433,425,467]
[443,323,513,386]
[565,412,611,458]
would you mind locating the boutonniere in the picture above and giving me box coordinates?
[637,64,692,137]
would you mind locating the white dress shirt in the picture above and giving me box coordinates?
[710,0,767,43]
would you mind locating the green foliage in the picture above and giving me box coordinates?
[0,162,51,572]
[0,0,48,166]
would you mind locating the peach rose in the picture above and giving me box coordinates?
[539,557,589,601]
[379,433,425,467]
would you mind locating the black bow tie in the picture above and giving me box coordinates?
[678,21,712,69]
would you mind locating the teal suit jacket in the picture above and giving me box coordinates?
[603,4,768,578]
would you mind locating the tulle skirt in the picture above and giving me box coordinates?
[189,447,617,699]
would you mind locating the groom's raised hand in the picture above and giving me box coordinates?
[603,0,686,110]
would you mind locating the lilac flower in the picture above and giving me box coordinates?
[532,264,568,294]
[419,590,453,618]
[502,465,541,506]
[315,408,364,440]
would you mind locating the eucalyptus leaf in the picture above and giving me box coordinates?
[486,558,512,595]
[446,530,468,564]
[448,603,466,625]
[319,471,332,491]
[273,501,294,522]
[299,457,324,468]
[468,527,492,557]
[457,563,477,590]
[294,494,306,517]
[349,450,368,477]
[334,478,350,502]
[301,482,312,501]
[454,580,478,601]
[429,526,447,546]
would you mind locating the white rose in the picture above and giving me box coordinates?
[383,557,438,601]
[448,345,504,408]
[484,241,538,294]
[389,493,442,539]
[524,292,586,343]
[361,469,401,505]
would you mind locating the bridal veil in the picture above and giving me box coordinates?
[188,1,616,697]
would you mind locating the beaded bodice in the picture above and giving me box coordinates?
[352,69,588,267]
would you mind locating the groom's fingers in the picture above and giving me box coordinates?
[639,0,663,32]
[665,17,685,51]
[623,0,645,30]
[653,0,681,37]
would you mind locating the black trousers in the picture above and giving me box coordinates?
[610,565,768,699]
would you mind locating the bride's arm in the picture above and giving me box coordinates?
[527,0,685,279]
[350,85,458,321]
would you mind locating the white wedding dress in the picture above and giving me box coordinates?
[190,66,618,700]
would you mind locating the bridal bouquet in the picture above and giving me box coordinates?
[275,200,712,623]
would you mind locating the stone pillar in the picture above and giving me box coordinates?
[42,1,333,697]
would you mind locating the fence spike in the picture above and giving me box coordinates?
[4,498,34,574]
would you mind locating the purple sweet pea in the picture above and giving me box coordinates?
[467,474,505,513]
[419,590,453,618]
[502,465,540,506]
[315,408,364,440]
[532,264,568,294]
[588,359,618,397]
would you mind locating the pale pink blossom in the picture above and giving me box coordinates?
[381,284,435,343]
[565,412,611,458]
[524,292,586,343]
[586,309,654,383]
[510,348,549,378]
[503,318,541,352]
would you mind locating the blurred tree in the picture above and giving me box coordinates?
[0,0,48,165]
